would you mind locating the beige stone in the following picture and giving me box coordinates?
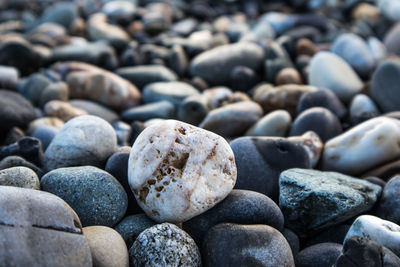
[44,100,88,122]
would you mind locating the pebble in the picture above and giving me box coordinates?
[290,107,343,142]
[177,94,210,126]
[83,226,129,267]
[375,176,400,225]
[27,117,64,134]
[128,120,236,223]
[0,65,19,90]
[39,82,69,107]
[199,100,263,137]
[102,1,136,24]
[130,223,201,267]
[142,81,199,106]
[202,223,295,267]
[309,51,363,103]
[121,101,175,122]
[379,0,400,21]
[288,131,324,168]
[345,215,400,257]
[245,110,292,137]
[0,137,44,167]
[0,166,39,189]
[279,168,382,237]
[231,137,311,202]
[41,166,128,227]
[370,59,400,112]
[202,87,233,109]
[114,214,156,249]
[183,189,284,246]
[362,159,400,181]
[349,94,380,125]
[230,65,259,92]
[43,115,117,171]
[322,117,400,175]
[0,155,44,178]
[44,100,88,121]
[276,67,303,85]
[69,99,119,123]
[295,243,343,267]
[20,73,52,106]
[283,228,300,258]
[31,125,59,151]
[383,23,400,56]
[0,186,92,266]
[190,42,264,85]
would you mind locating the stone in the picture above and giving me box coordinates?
[142,81,199,106]
[31,125,59,151]
[375,176,400,225]
[283,228,300,258]
[0,156,44,178]
[245,110,292,137]
[306,224,351,247]
[349,94,380,125]
[41,166,128,227]
[0,90,36,137]
[130,223,201,267]
[3,127,25,146]
[114,214,156,249]
[44,100,88,122]
[199,101,263,137]
[203,87,233,109]
[112,121,131,146]
[20,74,52,106]
[384,23,400,56]
[297,88,347,120]
[290,107,342,142]
[362,159,400,181]
[202,223,295,267]
[295,243,343,267]
[335,235,400,267]
[39,82,69,107]
[43,115,117,171]
[83,226,129,267]
[142,3,172,34]
[69,99,119,123]
[379,0,400,21]
[276,68,303,85]
[331,33,376,77]
[40,2,78,30]
[280,168,382,237]
[0,166,39,189]
[345,215,400,257]
[190,42,264,85]
[177,95,210,126]
[121,101,175,122]
[128,120,236,223]
[183,189,284,246]
[0,186,92,266]
[309,51,363,103]
[0,137,44,167]
[231,137,311,202]
[370,59,400,112]
[368,37,387,62]
[117,65,178,89]
[0,65,18,90]
[253,84,317,117]
[230,65,259,92]
[322,117,400,175]
[27,117,64,135]
[102,1,136,24]
[167,45,188,77]
[296,38,319,56]
[288,131,323,168]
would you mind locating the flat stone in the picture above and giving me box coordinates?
[130,223,201,267]
[0,166,40,189]
[279,168,382,237]
[322,117,400,175]
[128,120,236,223]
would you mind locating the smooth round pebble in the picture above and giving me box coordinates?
[245,110,292,137]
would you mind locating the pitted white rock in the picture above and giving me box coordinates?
[128,120,237,223]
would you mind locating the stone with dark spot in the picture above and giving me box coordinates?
[230,137,311,203]
[295,243,342,267]
[202,223,295,267]
[183,189,284,246]
[280,169,382,237]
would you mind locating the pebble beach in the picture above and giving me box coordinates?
[1,0,400,266]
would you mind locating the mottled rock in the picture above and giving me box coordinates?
[0,156,44,178]
[0,166,39,189]
[114,214,156,249]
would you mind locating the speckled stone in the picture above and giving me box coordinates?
[129,223,201,267]
[114,214,156,249]
[0,166,40,190]
[128,120,236,223]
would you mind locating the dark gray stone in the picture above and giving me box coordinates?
[117,65,178,89]
[69,99,119,123]
[142,81,199,106]
[0,137,43,167]
[114,214,156,249]
[375,176,400,225]
[121,100,175,122]
[295,243,343,267]
[283,228,300,258]
[178,95,210,126]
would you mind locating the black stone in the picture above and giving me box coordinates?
[0,137,43,167]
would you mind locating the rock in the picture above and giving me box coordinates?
[0,90,36,137]
[167,45,188,77]
[322,117,400,175]
[130,223,201,267]
[296,38,319,56]
[203,87,233,109]
[117,65,178,89]
[41,166,128,227]
[263,41,294,83]
[290,107,342,142]
[0,186,92,266]
[0,137,44,167]
[3,127,25,146]
[345,215,400,257]
[142,81,199,106]
[31,125,59,151]
[231,137,311,202]
[362,159,400,181]
[253,84,317,117]
[230,65,259,92]
[379,0,400,21]
[43,115,117,171]
[375,176,400,225]
[202,223,295,267]
[245,110,292,137]
[114,214,156,249]
[39,82,69,107]
[83,226,129,267]
[121,101,175,122]
[0,166,39,189]
[368,37,387,62]
[288,131,323,168]
[183,189,284,246]
[283,228,300,258]
[383,23,400,56]
[0,65,18,90]
[370,59,400,112]
[199,101,263,137]
[306,224,351,247]
[40,2,78,30]
[44,100,88,122]
[28,117,64,135]
[113,121,132,146]
[142,3,172,34]
[20,74,52,106]
[335,235,400,267]
[190,42,264,85]
[0,156,44,178]
[276,67,303,85]
[128,120,236,223]
[309,51,363,103]
[177,95,210,126]
[102,1,136,24]
[349,94,380,125]
[295,243,343,267]
[69,99,119,123]
[331,33,376,77]
[297,88,347,120]
[279,169,382,237]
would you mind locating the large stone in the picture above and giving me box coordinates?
[190,42,264,85]
[202,223,295,267]
[279,168,382,237]
[128,120,236,223]
[130,223,201,267]
[43,115,117,171]
[0,186,92,266]
[41,166,128,227]
[322,117,400,175]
